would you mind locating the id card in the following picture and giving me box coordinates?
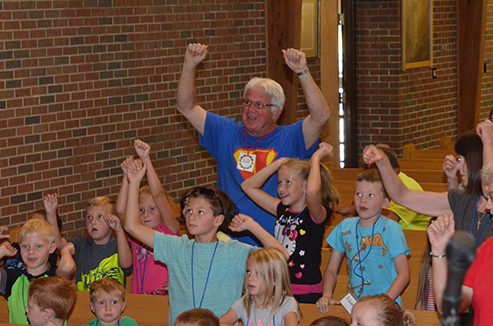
[340,292,358,314]
[237,152,256,172]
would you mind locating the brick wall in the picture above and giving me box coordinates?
[0,0,317,236]
[481,0,493,121]
[356,0,458,156]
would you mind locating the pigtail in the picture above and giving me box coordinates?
[319,163,339,209]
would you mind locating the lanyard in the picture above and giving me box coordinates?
[86,239,111,289]
[191,240,219,308]
[138,245,149,294]
[276,208,303,245]
[353,220,376,297]
[470,196,490,245]
[244,127,276,153]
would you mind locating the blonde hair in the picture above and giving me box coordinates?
[29,277,77,320]
[89,278,125,303]
[174,308,219,326]
[281,159,340,209]
[20,219,55,244]
[242,249,294,322]
[355,294,416,326]
[86,196,115,215]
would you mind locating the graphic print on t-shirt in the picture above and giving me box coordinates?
[234,148,278,179]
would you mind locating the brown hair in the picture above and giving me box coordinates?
[32,209,63,232]
[87,196,116,215]
[174,308,219,326]
[280,159,340,209]
[310,316,349,326]
[180,187,238,233]
[28,277,77,320]
[356,169,388,198]
[414,217,436,310]
[355,294,416,326]
[455,131,483,196]
[89,278,125,303]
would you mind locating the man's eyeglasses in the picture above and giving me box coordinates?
[192,187,225,216]
[242,99,277,110]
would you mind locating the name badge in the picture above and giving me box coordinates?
[237,152,256,172]
[341,291,357,314]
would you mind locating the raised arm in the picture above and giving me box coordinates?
[219,309,239,326]
[114,157,134,223]
[442,155,460,191]
[307,142,331,222]
[241,158,288,215]
[363,145,452,217]
[477,119,493,165]
[316,250,343,313]
[176,43,209,135]
[229,214,289,259]
[124,160,156,249]
[282,48,330,150]
[44,193,68,250]
[103,214,133,269]
[56,242,76,279]
[134,140,180,234]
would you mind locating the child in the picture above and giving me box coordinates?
[350,294,416,326]
[0,219,75,324]
[85,278,138,326]
[45,194,133,291]
[241,142,339,303]
[115,139,180,294]
[124,159,288,325]
[5,202,63,271]
[26,276,77,326]
[310,316,349,326]
[219,248,298,326]
[316,169,410,313]
[175,308,219,326]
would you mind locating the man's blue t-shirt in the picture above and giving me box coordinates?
[200,112,317,245]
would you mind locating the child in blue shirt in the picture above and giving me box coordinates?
[316,169,410,313]
[124,159,288,325]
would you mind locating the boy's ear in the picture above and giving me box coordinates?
[48,242,56,254]
[90,302,95,314]
[43,308,55,321]
[382,197,391,209]
[214,214,225,227]
[121,301,127,312]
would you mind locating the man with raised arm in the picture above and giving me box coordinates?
[176,43,330,245]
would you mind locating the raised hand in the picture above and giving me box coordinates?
[312,142,333,162]
[282,48,308,74]
[442,155,459,180]
[229,214,255,233]
[316,296,340,314]
[43,193,58,216]
[184,43,208,68]
[126,159,146,184]
[134,139,151,162]
[120,156,135,176]
[427,214,455,255]
[103,214,123,233]
[362,144,387,165]
[0,241,17,258]
[477,119,493,142]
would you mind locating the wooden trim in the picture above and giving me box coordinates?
[265,0,302,126]
[457,0,486,133]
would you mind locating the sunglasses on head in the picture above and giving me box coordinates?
[192,187,225,216]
